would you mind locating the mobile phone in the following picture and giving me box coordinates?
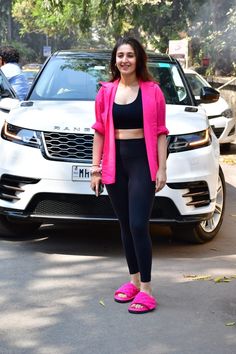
[93,182,104,196]
[98,182,104,195]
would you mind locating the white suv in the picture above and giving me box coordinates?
[184,68,236,150]
[0,51,225,243]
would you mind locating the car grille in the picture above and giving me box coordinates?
[42,132,93,162]
[29,193,115,218]
[25,194,181,220]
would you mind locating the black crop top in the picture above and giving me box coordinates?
[113,89,143,129]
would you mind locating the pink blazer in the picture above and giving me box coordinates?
[92,79,169,184]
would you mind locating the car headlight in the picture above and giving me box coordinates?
[221,108,233,118]
[1,121,41,148]
[168,128,211,153]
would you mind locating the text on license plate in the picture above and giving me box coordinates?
[72,166,91,181]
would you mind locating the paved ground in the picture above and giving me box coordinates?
[0,144,236,354]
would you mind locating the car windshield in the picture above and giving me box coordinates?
[30,56,110,101]
[29,55,192,105]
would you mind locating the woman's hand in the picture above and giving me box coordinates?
[90,172,102,197]
[155,168,167,193]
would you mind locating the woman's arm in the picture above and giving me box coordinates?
[90,131,104,196]
[92,131,104,166]
[90,87,105,196]
[154,84,168,192]
[155,134,167,193]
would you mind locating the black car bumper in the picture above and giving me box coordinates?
[0,193,213,225]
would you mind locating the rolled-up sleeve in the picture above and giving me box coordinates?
[155,84,169,137]
[157,125,169,137]
[92,88,105,135]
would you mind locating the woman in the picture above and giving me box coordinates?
[90,37,169,314]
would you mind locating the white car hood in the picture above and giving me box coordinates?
[166,105,208,134]
[6,100,209,135]
[0,97,20,127]
[7,100,95,134]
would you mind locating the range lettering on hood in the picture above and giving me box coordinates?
[54,126,91,132]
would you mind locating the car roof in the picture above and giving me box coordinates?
[52,49,177,63]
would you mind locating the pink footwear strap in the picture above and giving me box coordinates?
[130,291,156,310]
[115,282,139,297]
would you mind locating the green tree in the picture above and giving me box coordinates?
[0,0,12,42]
[13,0,93,38]
[187,0,236,74]
[11,0,236,74]
[12,0,201,50]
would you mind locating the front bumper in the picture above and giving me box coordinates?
[0,137,219,224]
[0,193,213,225]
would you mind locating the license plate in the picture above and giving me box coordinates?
[72,166,90,181]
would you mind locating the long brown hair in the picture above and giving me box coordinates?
[110,37,153,82]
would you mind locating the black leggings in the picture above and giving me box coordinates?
[106,139,155,282]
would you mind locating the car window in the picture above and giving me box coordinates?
[185,73,210,96]
[30,57,110,101]
[148,62,191,105]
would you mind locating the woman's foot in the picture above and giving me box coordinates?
[114,282,140,303]
[140,282,152,296]
[129,281,152,310]
[130,272,141,289]
[128,291,157,314]
[114,273,141,302]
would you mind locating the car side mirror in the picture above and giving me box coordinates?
[199,86,220,103]
[0,97,19,112]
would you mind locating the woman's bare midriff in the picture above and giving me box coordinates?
[115,128,144,140]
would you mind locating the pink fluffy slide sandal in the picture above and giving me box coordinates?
[114,282,140,303]
[128,291,157,314]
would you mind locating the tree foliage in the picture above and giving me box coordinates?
[0,0,13,42]
[187,0,236,73]
[12,0,202,49]
[12,0,93,37]
[4,0,236,74]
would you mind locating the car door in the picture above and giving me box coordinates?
[0,69,19,126]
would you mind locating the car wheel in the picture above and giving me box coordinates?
[171,166,226,243]
[0,215,41,237]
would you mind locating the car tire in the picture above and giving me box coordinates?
[0,215,41,237]
[171,166,226,244]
